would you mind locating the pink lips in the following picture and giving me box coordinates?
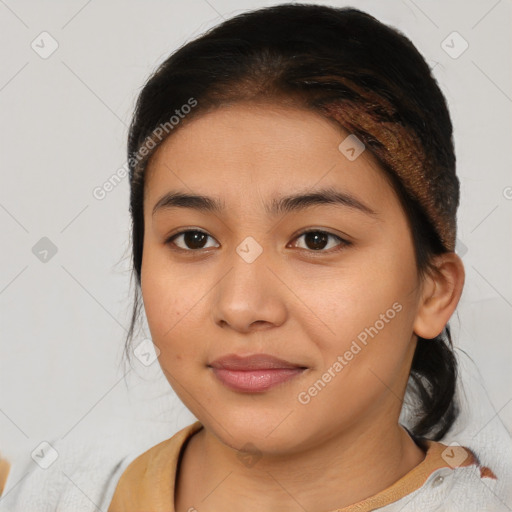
[208,353,306,393]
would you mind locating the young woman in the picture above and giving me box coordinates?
[0,3,505,511]
[105,3,505,511]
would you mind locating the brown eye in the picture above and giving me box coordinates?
[166,230,219,251]
[291,230,350,252]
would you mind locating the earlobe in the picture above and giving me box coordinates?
[413,253,465,339]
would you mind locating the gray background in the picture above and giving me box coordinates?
[1,0,511,471]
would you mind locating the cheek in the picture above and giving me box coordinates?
[295,297,415,432]
[297,241,419,392]
[298,257,417,350]
[140,250,205,365]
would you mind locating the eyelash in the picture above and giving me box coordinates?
[164,228,351,254]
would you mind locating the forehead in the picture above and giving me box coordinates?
[143,102,396,215]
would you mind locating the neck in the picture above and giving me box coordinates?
[175,415,425,512]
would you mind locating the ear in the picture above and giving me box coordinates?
[413,253,465,339]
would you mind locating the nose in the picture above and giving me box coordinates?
[210,244,288,334]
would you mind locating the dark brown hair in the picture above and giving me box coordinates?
[122,3,460,440]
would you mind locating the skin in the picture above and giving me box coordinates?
[140,102,465,512]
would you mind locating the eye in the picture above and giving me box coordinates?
[165,228,350,253]
[165,229,219,251]
[289,229,350,253]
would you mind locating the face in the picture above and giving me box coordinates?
[140,102,424,454]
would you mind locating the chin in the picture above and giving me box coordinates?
[204,406,309,455]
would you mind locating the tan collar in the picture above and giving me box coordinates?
[0,455,10,496]
[109,421,203,511]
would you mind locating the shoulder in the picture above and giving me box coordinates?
[108,420,203,511]
[0,436,138,511]
[419,439,497,479]
[393,439,507,511]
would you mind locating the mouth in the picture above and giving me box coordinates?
[207,353,308,393]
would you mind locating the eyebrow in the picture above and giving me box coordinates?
[152,186,378,218]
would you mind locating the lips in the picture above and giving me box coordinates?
[209,353,305,370]
[208,353,307,392]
